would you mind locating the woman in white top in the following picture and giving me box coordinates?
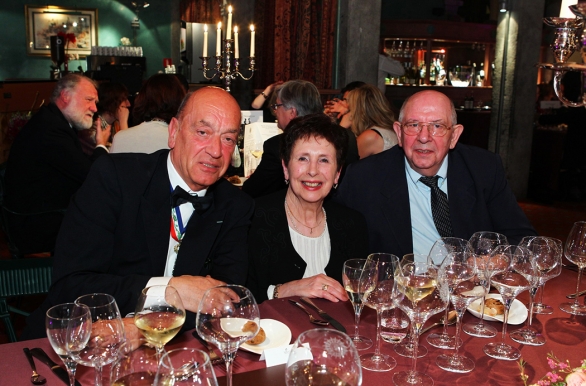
[110,74,186,153]
[247,114,369,303]
[340,84,398,159]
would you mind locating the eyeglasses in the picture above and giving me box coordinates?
[270,103,284,111]
[401,121,452,137]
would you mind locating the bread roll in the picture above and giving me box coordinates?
[242,321,266,345]
[484,298,505,316]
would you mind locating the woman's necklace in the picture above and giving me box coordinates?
[284,199,327,235]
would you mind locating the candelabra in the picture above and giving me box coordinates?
[200,39,255,93]
[538,4,586,107]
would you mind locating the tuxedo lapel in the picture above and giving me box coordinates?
[380,152,413,255]
[141,153,172,275]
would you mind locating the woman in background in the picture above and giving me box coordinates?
[110,74,185,153]
[340,84,398,159]
[247,113,369,303]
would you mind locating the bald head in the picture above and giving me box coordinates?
[168,87,241,191]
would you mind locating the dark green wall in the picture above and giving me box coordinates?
[0,0,177,81]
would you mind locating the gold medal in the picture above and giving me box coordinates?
[174,242,181,253]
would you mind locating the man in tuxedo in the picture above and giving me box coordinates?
[22,87,254,339]
[4,74,111,254]
[335,90,536,258]
[242,80,359,198]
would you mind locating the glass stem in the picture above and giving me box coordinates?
[573,268,584,308]
[374,309,383,357]
[501,300,513,344]
[441,298,451,337]
[94,364,103,386]
[528,287,537,327]
[224,351,236,386]
[537,283,545,305]
[354,307,362,338]
[410,323,421,374]
[453,308,463,358]
[63,358,77,386]
[477,294,487,328]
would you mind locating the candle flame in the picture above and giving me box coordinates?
[228,5,232,13]
[250,25,255,32]
[217,22,221,29]
[204,24,208,32]
[234,26,238,33]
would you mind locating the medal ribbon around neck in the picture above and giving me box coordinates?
[170,185,187,253]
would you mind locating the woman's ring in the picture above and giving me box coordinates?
[322,284,329,291]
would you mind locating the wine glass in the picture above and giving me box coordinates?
[510,237,561,346]
[72,293,126,386]
[196,285,260,386]
[483,245,534,360]
[360,253,401,372]
[45,303,91,386]
[342,258,374,350]
[110,338,159,386]
[462,231,509,338]
[426,237,471,350]
[285,328,362,386]
[134,285,186,359]
[393,262,449,386]
[155,348,218,386]
[560,221,586,315]
[435,252,485,373]
[530,237,563,315]
[394,254,428,359]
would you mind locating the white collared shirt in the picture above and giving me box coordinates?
[146,154,207,288]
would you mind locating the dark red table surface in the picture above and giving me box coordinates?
[1,267,585,386]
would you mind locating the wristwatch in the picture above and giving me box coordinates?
[273,284,282,299]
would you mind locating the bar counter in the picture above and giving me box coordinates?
[1,266,585,385]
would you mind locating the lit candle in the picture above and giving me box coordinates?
[203,24,208,57]
[226,6,233,40]
[234,26,239,58]
[250,25,255,57]
[216,22,222,56]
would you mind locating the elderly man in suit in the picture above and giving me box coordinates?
[335,90,536,258]
[22,87,254,339]
[4,74,111,254]
[242,80,359,198]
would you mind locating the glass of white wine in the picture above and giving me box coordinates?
[134,285,186,360]
[342,258,374,350]
[285,328,362,386]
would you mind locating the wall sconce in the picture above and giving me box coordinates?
[500,0,508,13]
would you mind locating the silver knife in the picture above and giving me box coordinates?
[30,348,81,386]
[566,289,586,299]
[300,297,347,333]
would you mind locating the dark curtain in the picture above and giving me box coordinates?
[254,0,337,89]
[180,0,221,23]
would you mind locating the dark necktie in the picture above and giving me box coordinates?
[419,176,453,237]
[171,186,213,215]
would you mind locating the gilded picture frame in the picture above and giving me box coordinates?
[25,5,98,57]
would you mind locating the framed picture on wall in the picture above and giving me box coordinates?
[25,5,98,57]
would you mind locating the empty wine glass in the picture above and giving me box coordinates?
[342,258,374,350]
[285,328,362,386]
[360,253,401,371]
[483,245,534,360]
[426,238,471,350]
[510,237,561,346]
[393,262,449,386]
[110,338,159,386]
[155,348,218,386]
[463,231,508,338]
[134,285,186,359]
[196,285,259,386]
[394,254,428,359]
[436,252,485,373]
[531,237,563,315]
[46,303,91,386]
[560,221,586,315]
[72,293,126,386]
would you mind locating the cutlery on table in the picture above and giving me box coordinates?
[191,330,225,365]
[29,348,81,386]
[23,348,46,385]
[300,297,347,333]
[420,310,458,335]
[566,289,586,299]
[288,299,329,326]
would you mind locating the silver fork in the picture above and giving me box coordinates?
[191,331,225,366]
[288,299,329,326]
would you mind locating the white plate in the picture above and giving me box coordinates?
[240,319,292,355]
[467,293,528,325]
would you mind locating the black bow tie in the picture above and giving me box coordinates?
[171,186,213,214]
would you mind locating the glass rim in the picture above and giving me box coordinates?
[46,302,90,320]
[158,347,211,370]
[74,293,117,309]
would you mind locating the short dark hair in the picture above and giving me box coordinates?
[280,113,348,171]
[133,74,186,124]
[341,81,366,95]
[97,82,128,116]
[278,80,322,117]
[51,73,97,103]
